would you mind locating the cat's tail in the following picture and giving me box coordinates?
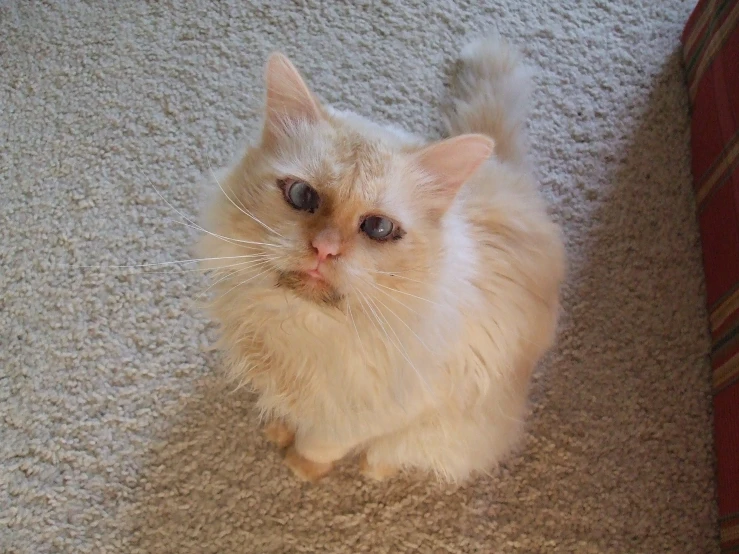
[445,34,532,165]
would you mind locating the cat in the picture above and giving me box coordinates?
[195,35,565,483]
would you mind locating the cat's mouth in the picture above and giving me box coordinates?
[276,270,343,307]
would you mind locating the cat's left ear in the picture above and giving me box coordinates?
[412,134,495,214]
[262,53,324,146]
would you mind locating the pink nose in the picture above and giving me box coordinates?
[312,229,341,261]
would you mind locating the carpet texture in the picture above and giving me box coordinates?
[0,1,720,552]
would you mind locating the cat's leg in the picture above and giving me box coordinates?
[283,433,355,482]
[263,419,295,449]
[362,408,523,483]
[283,447,334,482]
[264,420,335,482]
[358,451,399,481]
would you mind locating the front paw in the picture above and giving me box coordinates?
[359,453,399,481]
[283,446,333,482]
[264,420,295,449]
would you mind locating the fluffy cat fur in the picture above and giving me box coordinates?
[196,35,565,483]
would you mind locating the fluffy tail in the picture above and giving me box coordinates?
[446,35,532,165]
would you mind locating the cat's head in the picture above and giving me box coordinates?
[200,53,493,310]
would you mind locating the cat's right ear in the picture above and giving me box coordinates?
[262,53,323,147]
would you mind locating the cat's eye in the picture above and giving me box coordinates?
[361,215,399,241]
[283,180,320,213]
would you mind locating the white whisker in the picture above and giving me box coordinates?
[187,268,247,312]
[143,173,280,250]
[117,260,274,277]
[368,270,428,285]
[72,254,273,271]
[346,300,368,366]
[215,265,274,302]
[357,289,430,392]
[170,220,283,249]
[363,291,412,360]
[359,277,421,316]
[367,293,432,354]
[373,282,441,306]
[187,258,274,312]
[207,155,286,240]
[354,288,384,341]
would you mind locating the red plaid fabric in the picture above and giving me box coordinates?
[682,0,739,551]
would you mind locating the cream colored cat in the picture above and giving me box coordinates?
[196,36,565,483]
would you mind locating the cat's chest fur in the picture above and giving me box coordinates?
[239,271,477,438]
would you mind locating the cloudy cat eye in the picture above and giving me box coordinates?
[281,179,320,213]
[361,215,403,241]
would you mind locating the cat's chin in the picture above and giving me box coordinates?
[276,270,343,308]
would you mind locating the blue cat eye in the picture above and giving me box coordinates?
[283,180,320,213]
[361,215,398,241]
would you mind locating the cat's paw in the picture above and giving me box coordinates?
[283,446,333,482]
[264,420,295,449]
[359,454,398,481]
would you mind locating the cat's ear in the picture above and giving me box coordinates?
[413,134,494,213]
[262,53,323,146]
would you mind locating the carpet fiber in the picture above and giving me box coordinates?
[0,1,720,552]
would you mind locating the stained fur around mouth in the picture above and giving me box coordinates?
[276,270,344,308]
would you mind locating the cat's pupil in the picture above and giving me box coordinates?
[361,216,394,240]
[286,181,319,213]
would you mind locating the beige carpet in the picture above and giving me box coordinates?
[0,1,720,552]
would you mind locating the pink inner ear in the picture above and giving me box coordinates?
[415,134,495,194]
[263,53,322,140]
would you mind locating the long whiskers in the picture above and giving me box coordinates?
[73,253,273,271]
[366,270,429,285]
[144,174,282,250]
[187,257,275,312]
[357,277,421,317]
[121,259,270,277]
[206,155,286,240]
[372,282,441,307]
[365,292,432,354]
[213,264,275,304]
[353,275,434,354]
[169,219,283,249]
[346,301,368,367]
[354,288,430,392]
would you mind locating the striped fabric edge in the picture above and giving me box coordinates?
[722,514,739,552]
[713,323,739,391]
[697,131,739,207]
[712,287,739,335]
[684,0,724,66]
[688,0,739,100]
[684,0,737,84]
[715,348,739,392]
[684,0,719,57]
